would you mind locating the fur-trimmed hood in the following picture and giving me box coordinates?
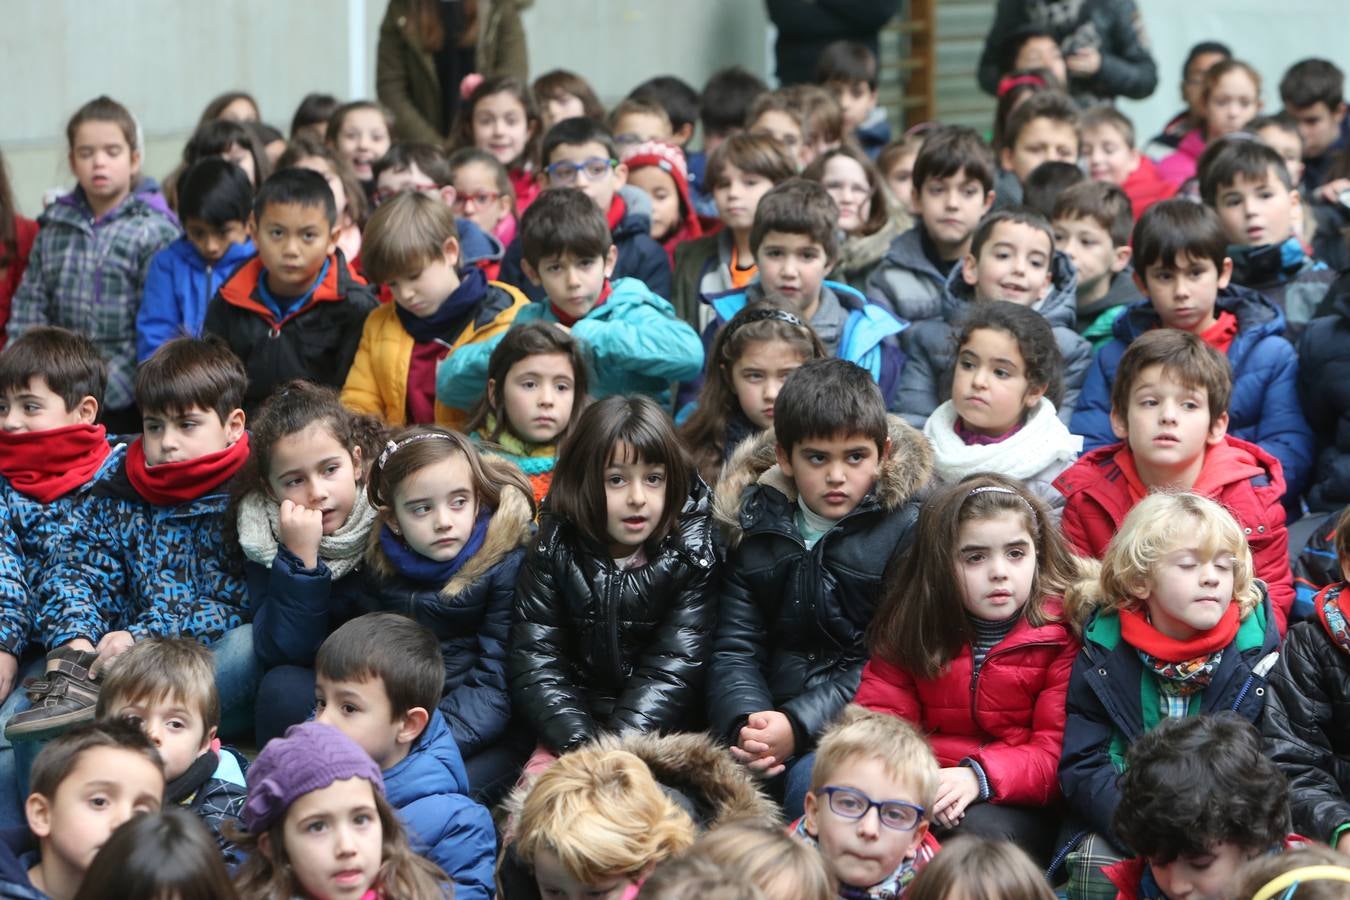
[713,414,933,546]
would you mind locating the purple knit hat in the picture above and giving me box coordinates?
[243,722,385,833]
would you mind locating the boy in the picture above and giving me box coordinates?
[867,125,997,324]
[341,191,527,428]
[689,65,769,216]
[0,720,163,900]
[435,187,702,410]
[1022,160,1086,219]
[1145,41,1231,160]
[7,338,252,739]
[95,637,246,865]
[1081,104,1176,221]
[708,358,932,819]
[815,40,891,159]
[895,207,1091,426]
[608,97,674,149]
[1052,181,1142,345]
[1056,329,1296,632]
[1069,199,1313,516]
[497,117,671,302]
[1110,715,1296,900]
[1198,139,1335,336]
[748,90,813,170]
[629,75,701,148]
[137,158,255,362]
[313,613,495,900]
[796,707,941,898]
[1279,58,1349,196]
[203,168,378,413]
[997,92,1080,206]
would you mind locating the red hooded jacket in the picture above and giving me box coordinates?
[1054,435,1294,633]
[1121,155,1177,222]
[854,599,1077,807]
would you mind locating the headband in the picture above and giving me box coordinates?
[997,73,1048,98]
[967,484,1039,528]
[377,432,455,469]
[723,307,809,343]
[1251,865,1350,900]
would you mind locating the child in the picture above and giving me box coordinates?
[920,305,1080,512]
[204,168,377,414]
[1051,181,1143,345]
[639,854,766,900]
[1081,105,1177,222]
[680,303,826,486]
[803,146,909,294]
[689,820,833,900]
[621,140,705,265]
[1235,846,1350,900]
[708,358,932,818]
[437,188,703,410]
[312,615,496,897]
[0,720,163,900]
[275,135,367,266]
[787,85,846,167]
[1021,161,1086,221]
[609,97,674,148]
[463,323,589,504]
[688,66,770,217]
[0,148,38,341]
[670,132,796,329]
[998,92,1081,205]
[232,721,448,899]
[199,91,260,125]
[497,116,672,302]
[858,476,1080,860]
[510,395,716,756]
[1158,60,1262,188]
[94,638,247,866]
[867,125,997,324]
[448,146,518,248]
[1058,493,1279,881]
[137,159,255,362]
[999,27,1070,94]
[290,93,340,143]
[791,707,941,898]
[10,338,252,740]
[340,191,526,429]
[7,96,179,434]
[1058,329,1296,631]
[74,808,236,900]
[816,40,891,159]
[326,100,394,190]
[179,119,270,194]
[452,75,543,215]
[1110,715,1295,900]
[748,90,812,170]
[1279,58,1349,195]
[1298,284,1350,513]
[364,428,536,796]
[906,837,1057,900]
[877,127,929,216]
[1252,114,1310,192]
[895,208,1091,426]
[629,75,701,149]
[532,69,606,132]
[1069,199,1314,514]
[1144,42,1231,161]
[1198,138,1335,336]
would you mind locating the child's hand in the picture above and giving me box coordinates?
[90,630,135,678]
[0,651,17,703]
[278,499,324,569]
[933,766,981,829]
[731,711,795,778]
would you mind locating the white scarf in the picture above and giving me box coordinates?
[924,398,1082,484]
[236,488,376,579]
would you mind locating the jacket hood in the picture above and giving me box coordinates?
[613,185,653,241]
[382,709,472,807]
[1056,435,1283,501]
[456,217,504,265]
[47,184,177,230]
[713,413,933,544]
[940,248,1079,329]
[218,249,363,327]
[164,235,257,273]
[835,213,908,281]
[367,473,533,597]
[1110,284,1285,344]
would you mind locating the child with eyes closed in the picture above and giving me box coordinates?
[856,475,1084,864]
[922,301,1080,516]
[451,75,543,216]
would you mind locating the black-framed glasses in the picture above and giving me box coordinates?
[816,786,925,831]
[545,157,617,185]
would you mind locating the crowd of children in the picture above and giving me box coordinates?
[0,24,1349,900]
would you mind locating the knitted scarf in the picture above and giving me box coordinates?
[236,487,376,579]
[1120,603,1239,697]
[395,266,486,344]
[0,423,111,502]
[377,512,490,587]
[1317,584,1350,655]
[924,398,1081,484]
[125,433,250,506]
[473,417,557,476]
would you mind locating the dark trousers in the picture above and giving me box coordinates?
[937,802,1062,867]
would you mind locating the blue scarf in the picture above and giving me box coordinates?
[395,266,488,343]
[378,511,490,586]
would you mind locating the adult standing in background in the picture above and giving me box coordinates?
[766,0,901,86]
[977,0,1157,105]
[377,0,530,144]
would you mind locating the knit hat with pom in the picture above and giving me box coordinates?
[620,140,703,253]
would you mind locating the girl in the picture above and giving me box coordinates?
[199,90,261,124]
[622,140,704,265]
[452,75,543,215]
[679,303,825,485]
[1059,492,1279,874]
[290,92,340,142]
[804,146,910,294]
[858,475,1084,863]
[878,126,931,217]
[327,100,395,190]
[465,322,589,505]
[921,302,1081,514]
[180,118,271,191]
[1159,60,1262,188]
[532,69,606,131]
[276,135,367,266]
[509,395,716,757]
[906,837,1057,900]
[691,821,833,900]
[448,146,518,247]
[74,808,240,900]
[991,69,1055,159]
[234,381,384,742]
[0,147,38,341]
[233,721,447,899]
[365,425,536,798]
[746,90,810,170]
[7,96,179,435]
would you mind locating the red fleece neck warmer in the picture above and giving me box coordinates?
[125,432,251,506]
[0,424,111,503]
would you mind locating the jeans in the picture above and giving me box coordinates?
[255,665,317,747]
[781,751,816,823]
[0,655,44,829]
[214,624,260,742]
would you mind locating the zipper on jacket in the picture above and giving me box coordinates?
[204,263,214,314]
[968,638,1059,725]
[606,562,623,684]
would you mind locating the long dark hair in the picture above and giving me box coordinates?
[185,119,271,187]
[449,75,543,172]
[801,145,894,237]
[464,322,591,445]
[73,808,238,900]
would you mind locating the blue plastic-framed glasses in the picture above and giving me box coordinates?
[815,786,925,831]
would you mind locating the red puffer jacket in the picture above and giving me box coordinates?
[854,599,1077,807]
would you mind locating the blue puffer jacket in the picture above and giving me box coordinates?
[1070,287,1314,508]
[384,710,496,900]
[247,547,374,670]
[36,459,248,648]
[0,829,44,899]
[136,236,255,362]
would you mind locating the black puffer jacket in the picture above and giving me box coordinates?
[1261,586,1350,844]
[1298,288,1350,512]
[707,416,933,751]
[509,478,717,753]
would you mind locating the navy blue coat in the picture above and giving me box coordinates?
[1297,287,1350,512]
[0,829,45,899]
[248,546,374,670]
